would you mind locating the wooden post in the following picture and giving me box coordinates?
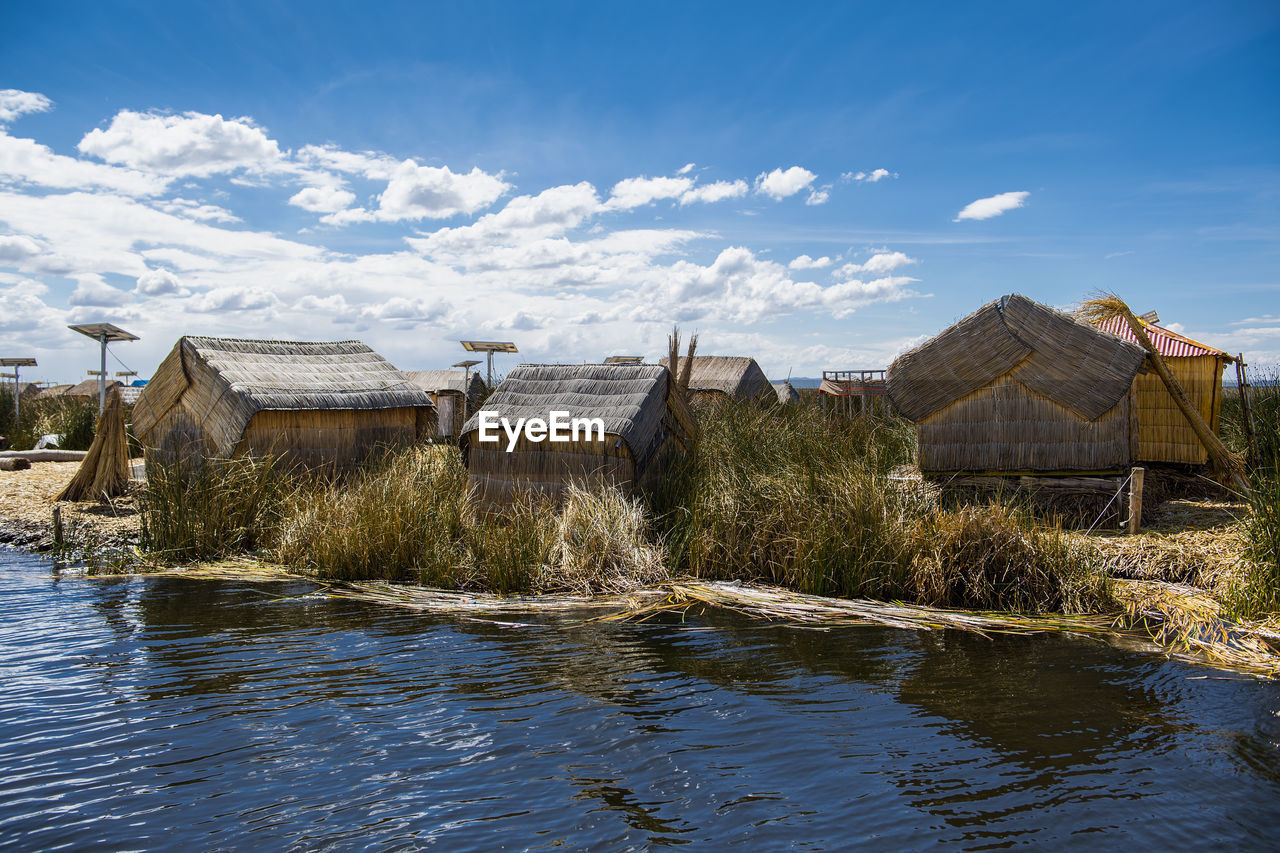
[52,505,63,550]
[1237,355,1258,467]
[1132,467,1146,533]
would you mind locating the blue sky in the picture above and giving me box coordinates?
[1,1,1277,384]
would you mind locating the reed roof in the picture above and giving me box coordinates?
[37,384,72,398]
[772,381,801,404]
[65,378,123,398]
[888,294,1147,422]
[405,369,486,398]
[133,336,432,457]
[460,364,684,470]
[659,355,773,399]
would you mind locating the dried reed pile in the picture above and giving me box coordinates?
[56,387,130,501]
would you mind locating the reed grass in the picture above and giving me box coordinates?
[0,391,98,451]
[1220,367,1280,618]
[139,451,293,561]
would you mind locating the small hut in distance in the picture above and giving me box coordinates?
[459,363,696,504]
[888,294,1147,474]
[772,381,801,405]
[405,369,487,438]
[133,337,434,468]
[659,355,774,403]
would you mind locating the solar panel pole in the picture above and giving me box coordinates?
[99,331,108,414]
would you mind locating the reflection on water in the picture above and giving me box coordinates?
[1,547,1278,850]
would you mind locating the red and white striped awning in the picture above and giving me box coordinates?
[1093,315,1233,361]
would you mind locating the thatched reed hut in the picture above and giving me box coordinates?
[405,369,486,438]
[459,363,697,503]
[772,381,801,405]
[659,355,774,402]
[132,337,434,468]
[887,294,1147,474]
[64,378,123,399]
[37,384,72,398]
[1092,315,1234,466]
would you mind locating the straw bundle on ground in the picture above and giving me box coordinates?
[887,294,1147,473]
[132,337,434,469]
[56,386,130,501]
[459,363,697,504]
[659,355,774,402]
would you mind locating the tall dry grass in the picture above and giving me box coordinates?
[1221,367,1280,618]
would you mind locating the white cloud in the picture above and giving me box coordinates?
[676,163,695,175]
[679,179,748,205]
[157,198,241,223]
[838,251,917,277]
[605,175,694,210]
[191,286,278,312]
[408,182,602,259]
[843,168,895,183]
[0,131,169,195]
[755,166,817,200]
[78,110,283,177]
[953,190,1030,222]
[1164,321,1186,333]
[789,254,831,270]
[0,279,60,333]
[295,144,398,181]
[805,188,830,206]
[135,268,187,296]
[289,185,358,214]
[0,90,53,125]
[352,159,510,222]
[0,234,43,263]
[69,274,130,307]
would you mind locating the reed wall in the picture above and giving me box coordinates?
[1133,356,1224,465]
[918,374,1133,473]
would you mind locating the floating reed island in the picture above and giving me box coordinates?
[3,299,1276,677]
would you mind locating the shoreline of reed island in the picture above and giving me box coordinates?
[2,396,1277,676]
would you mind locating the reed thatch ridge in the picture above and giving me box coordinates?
[459,363,697,503]
[36,384,73,398]
[659,355,774,401]
[133,336,434,464]
[888,294,1147,423]
[888,294,1149,474]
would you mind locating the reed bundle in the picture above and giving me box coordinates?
[56,387,130,502]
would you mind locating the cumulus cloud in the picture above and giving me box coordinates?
[0,279,59,333]
[408,182,603,259]
[843,168,895,183]
[289,185,358,214]
[805,188,830,205]
[605,176,694,210]
[755,166,817,200]
[340,160,510,222]
[837,251,917,277]
[0,234,43,263]
[679,179,748,205]
[0,132,169,195]
[0,89,53,125]
[191,285,278,312]
[953,190,1030,222]
[78,110,283,177]
[157,198,241,223]
[789,254,832,270]
[135,268,187,296]
[69,274,130,307]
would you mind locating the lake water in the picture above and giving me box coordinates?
[2,547,1278,851]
